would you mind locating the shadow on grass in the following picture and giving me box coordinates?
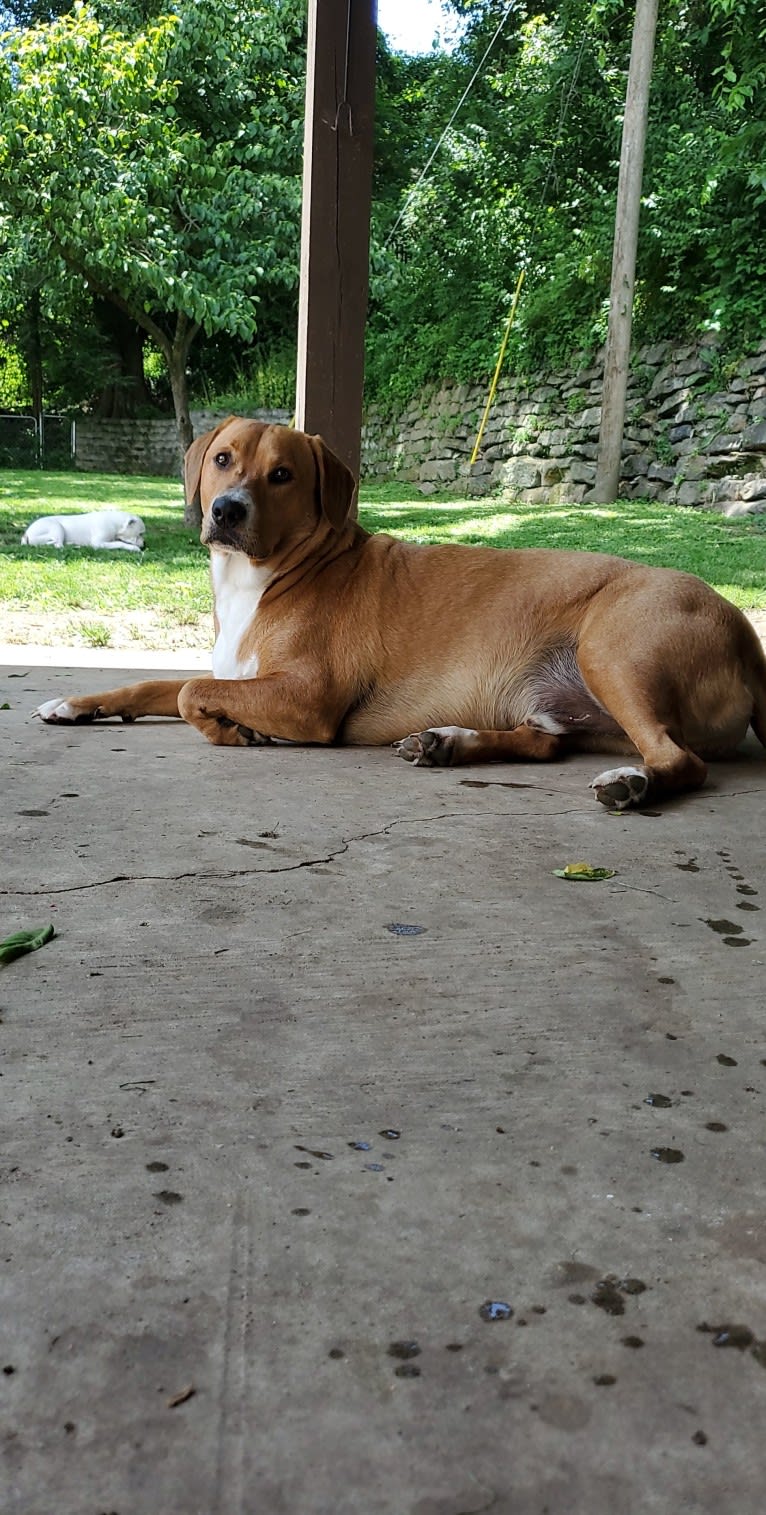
[0,469,183,508]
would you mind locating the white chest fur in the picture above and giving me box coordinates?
[211,552,271,680]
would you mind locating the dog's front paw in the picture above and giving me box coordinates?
[34,697,102,724]
[591,765,649,810]
[394,726,469,767]
[201,717,273,747]
[234,723,272,746]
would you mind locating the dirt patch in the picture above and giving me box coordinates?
[0,607,213,653]
[748,610,766,646]
[2,608,764,655]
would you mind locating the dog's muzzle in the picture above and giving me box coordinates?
[206,490,252,545]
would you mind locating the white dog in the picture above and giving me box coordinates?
[21,510,145,551]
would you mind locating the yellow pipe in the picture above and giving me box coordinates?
[470,267,526,467]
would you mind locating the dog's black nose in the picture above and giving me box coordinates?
[211,494,248,528]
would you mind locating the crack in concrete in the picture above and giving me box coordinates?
[0,797,611,899]
[709,787,765,799]
[0,810,471,897]
[609,884,675,904]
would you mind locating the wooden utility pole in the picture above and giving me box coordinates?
[295,0,377,491]
[593,0,659,502]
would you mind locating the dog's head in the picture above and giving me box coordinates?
[116,514,145,550]
[184,419,356,563]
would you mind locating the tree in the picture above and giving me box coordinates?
[0,1,304,512]
[366,0,766,402]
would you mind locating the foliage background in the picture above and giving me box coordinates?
[1,0,766,420]
[367,0,766,406]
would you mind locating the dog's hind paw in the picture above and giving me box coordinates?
[394,726,473,766]
[591,765,649,810]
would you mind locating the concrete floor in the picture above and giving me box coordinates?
[2,660,765,1515]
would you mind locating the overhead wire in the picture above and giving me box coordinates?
[382,5,590,464]
[386,1,517,246]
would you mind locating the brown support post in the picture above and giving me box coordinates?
[295,0,377,497]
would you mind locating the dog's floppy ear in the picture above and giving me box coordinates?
[309,434,356,531]
[183,417,237,512]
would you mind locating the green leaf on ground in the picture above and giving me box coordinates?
[0,923,56,965]
[552,862,617,882]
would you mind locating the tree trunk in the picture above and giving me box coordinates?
[166,315,200,527]
[23,287,44,426]
[93,299,155,418]
[83,281,202,517]
[593,0,659,502]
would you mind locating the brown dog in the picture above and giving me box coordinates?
[36,417,766,810]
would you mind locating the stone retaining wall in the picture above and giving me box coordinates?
[70,341,766,511]
[73,408,290,476]
[361,337,766,512]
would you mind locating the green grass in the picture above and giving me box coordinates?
[0,470,764,634]
[361,486,766,609]
[0,471,209,623]
[79,620,113,648]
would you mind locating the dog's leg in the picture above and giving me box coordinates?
[572,575,766,808]
[395,724,562,767]
[588,741,706,810]
[176,676,340,747]
[35,524,66,548]
[39,672,341,745]
[96,541,142,551]
[36,681,189,724]
[575,654,707,810]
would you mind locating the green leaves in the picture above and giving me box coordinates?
[0,0,303,402]
[367,0,766,397]
[0,923,55,965]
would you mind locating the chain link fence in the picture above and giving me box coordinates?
[0,414,75,469]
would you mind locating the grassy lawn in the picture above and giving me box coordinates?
[0,467,764,649]
[0,472,208,648]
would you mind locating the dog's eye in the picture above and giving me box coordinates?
[269,466,292,485]
[214,451,231,468]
